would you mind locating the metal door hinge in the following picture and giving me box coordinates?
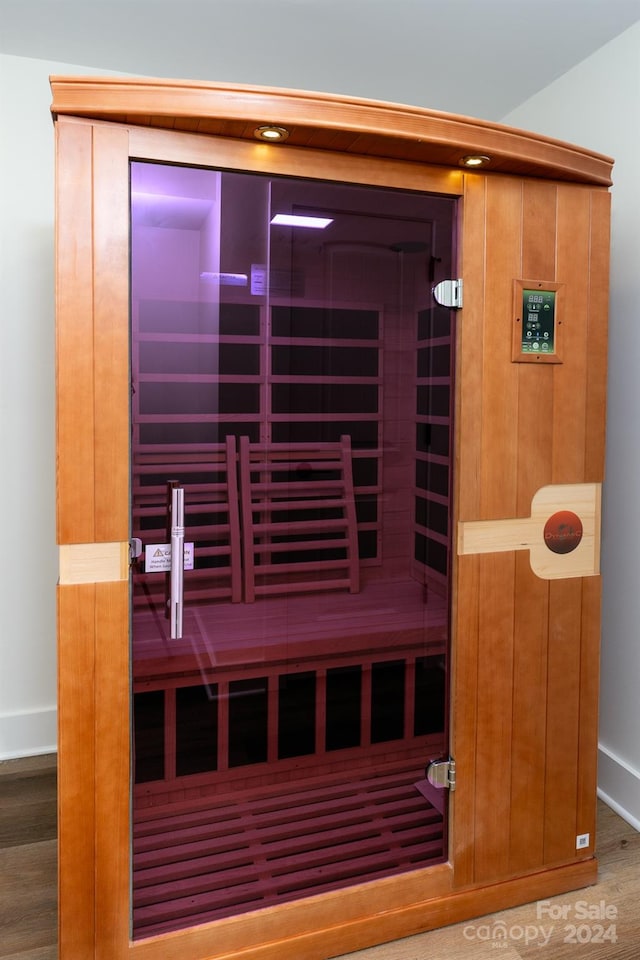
[129,538,143,562]
[426,757,456,792]
[433,278,463,309]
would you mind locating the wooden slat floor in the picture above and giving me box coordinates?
[133,760,445,937]
[2,754,639,959]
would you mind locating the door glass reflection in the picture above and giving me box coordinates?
[130,160,456,937]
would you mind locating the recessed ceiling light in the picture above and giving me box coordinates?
[254,125,290,142]
[270,213,334,229]
[461,154,491,168]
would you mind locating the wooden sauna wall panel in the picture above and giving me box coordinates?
[92,126,130,541]
[542,187,591,869]
[380,290,415,582]
[56,120,133,960]
[453,174,610,887]
[448,171,484,887]
[57,579,131,959]
[55,121,95,544]
[413,305,454,593]
[56,121,130,544]
[57,583,96,959]
[94,580,131,953]
[132,650,447,802]
[575,186,610,859]
[511,181,557,875]
[307,245,404,578]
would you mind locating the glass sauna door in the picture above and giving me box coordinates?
[130,160,456,939]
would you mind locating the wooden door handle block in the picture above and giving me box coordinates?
[457,483,601,580]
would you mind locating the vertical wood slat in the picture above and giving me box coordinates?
[472,176,522,884]
[57,584,96,960]
[480,177,522,522]
[455,174,485,525]
[217,681,230,774]
[361,665,372,748]
[450,172,485,887]
[316,670,327,757]
[268,676,279,762]
[90,124,132,960]
[542,186,593,867]
[341,433,361,593]
[575,190,609,847]
[584,189,611,481]
[92,124,130,542]
[56,120,95,544]
[238,436,257,603]
[515,179,557,511]
[541,185,608,867]
[473,553,516,883]
[56,118,99,958]
[509,555,549,873]
[544,579,584,864]
[404,658,416,740]
[95,581,130,960]
[225,433,244,603]
[450,553,479,887]
[165,689,177,783]
[508,180,556,874]
[552,187,592,483]
[576,576,602,854]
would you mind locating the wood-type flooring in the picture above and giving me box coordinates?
[1,754,638,959]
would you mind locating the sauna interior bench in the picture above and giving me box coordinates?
[132,576,448,679]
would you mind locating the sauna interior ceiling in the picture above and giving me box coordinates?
[2,0,639,119]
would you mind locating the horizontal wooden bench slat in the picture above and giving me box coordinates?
[251,518,348,535]
[253,577,353,597]
[252,537,350,555]
[134,809,442,905]
[240,434,360,603]
[133,579,447,667]
[132,761,445,936]
[132,434,243,605]
[135,778,437,855]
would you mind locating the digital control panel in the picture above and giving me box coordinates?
[521,289,556,355]
[512,280,563,364]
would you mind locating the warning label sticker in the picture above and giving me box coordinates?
[144,543,194,573]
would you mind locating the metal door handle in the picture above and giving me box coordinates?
[169,485,185,639]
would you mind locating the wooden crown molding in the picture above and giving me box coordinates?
[49,76,613,186]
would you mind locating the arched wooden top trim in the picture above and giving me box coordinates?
[50,76,613,186]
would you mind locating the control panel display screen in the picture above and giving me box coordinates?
[521,289,556,354]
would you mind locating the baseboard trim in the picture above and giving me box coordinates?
[598,743,640,832]
[0,706,57,762]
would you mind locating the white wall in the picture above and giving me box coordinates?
[503,22,640,830]
[0,55,57,758]
[0,54,123,760]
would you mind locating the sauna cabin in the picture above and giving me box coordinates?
[53,76,611,960]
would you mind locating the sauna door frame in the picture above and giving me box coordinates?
[56,119,463,960]
[55,117,600,960]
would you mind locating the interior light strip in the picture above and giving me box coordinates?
[270,214,334,229]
